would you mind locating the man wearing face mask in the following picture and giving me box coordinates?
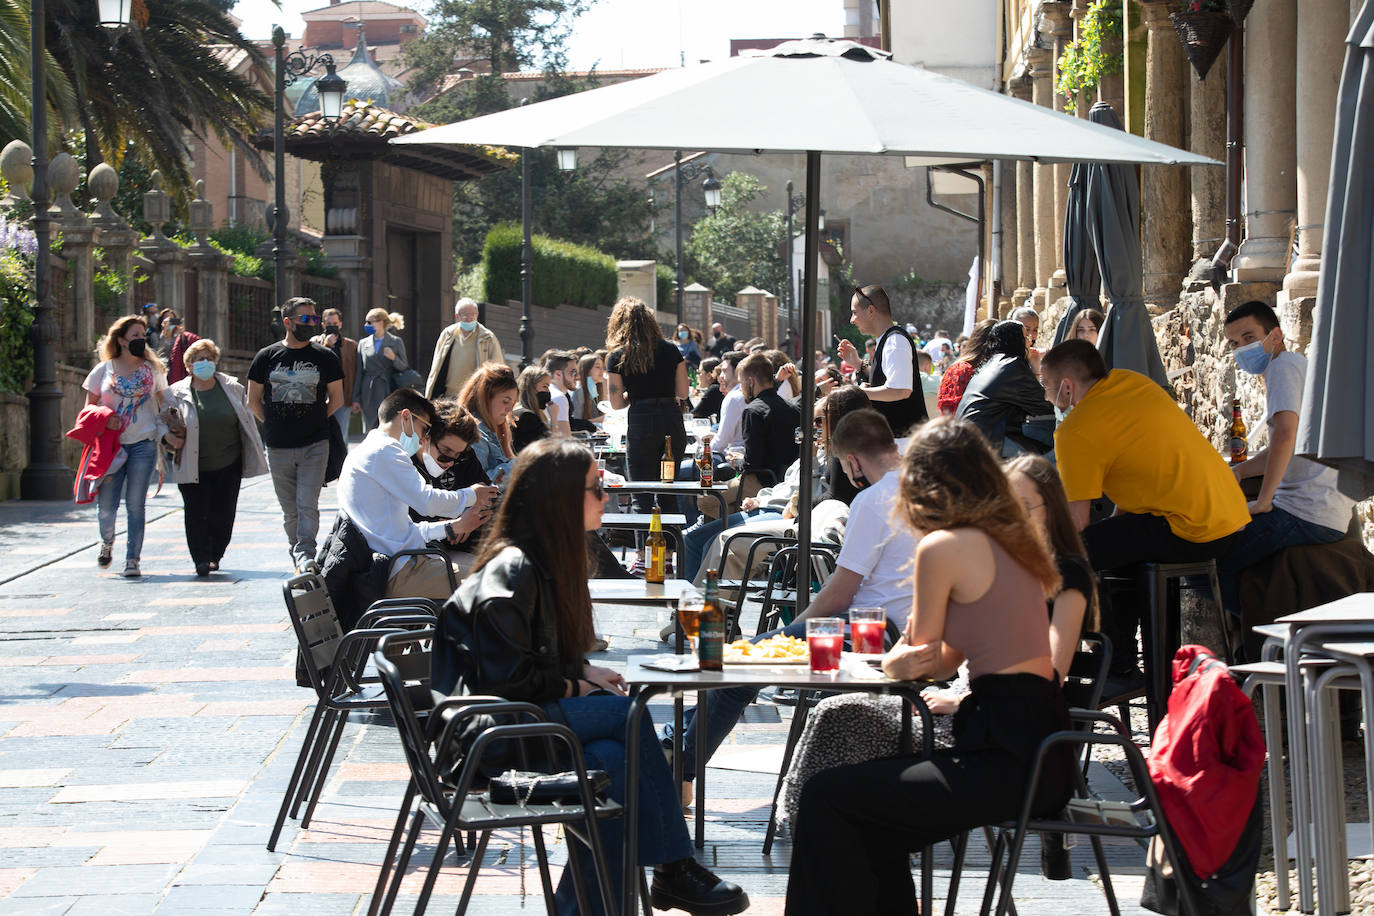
[1040,339,1249,690]
[312,308,359,440]
[425,297,505,399]
[339,389,477,600]
[1216,301,1354,617]
[248,297,346,573]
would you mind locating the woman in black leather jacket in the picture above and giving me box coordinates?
[432,438,748,916]
[954,320,1055,455]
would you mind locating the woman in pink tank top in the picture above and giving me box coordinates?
[786,419,1077,916]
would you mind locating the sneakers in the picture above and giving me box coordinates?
[650,858,749,916]
[122,559,141,578]
[97,541,113,568]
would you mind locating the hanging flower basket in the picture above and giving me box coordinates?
[1227,0,1253,26]
[1170,10,1234,80]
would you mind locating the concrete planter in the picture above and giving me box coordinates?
[0,393,29,500]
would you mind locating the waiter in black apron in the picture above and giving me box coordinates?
[837,285,929,438]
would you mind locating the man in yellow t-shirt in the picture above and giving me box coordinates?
[1040,340,1249,681]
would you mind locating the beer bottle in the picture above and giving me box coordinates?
[646,508,667,584]
[1228,397,1247,465]
[697,433,714,487]
[698,568,725,672]
[659,435,675,483]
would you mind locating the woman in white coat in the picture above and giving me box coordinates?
[163,339,268,577]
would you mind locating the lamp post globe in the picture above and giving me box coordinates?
[556,147,577,171]
[702,173,722,211]
[315,63,346,121]
[98,0,130,30]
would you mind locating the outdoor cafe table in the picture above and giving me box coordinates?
[599,513,688,559]
[606,481,730,525]
[1270,593,1374,914]
[619,652,935,916]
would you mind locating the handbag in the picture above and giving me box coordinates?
[392,368,424,391]
[489,768,612,806]
[325,417,346,483]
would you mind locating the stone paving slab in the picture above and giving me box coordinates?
[0,478,1156,914]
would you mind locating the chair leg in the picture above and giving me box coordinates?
[454,829,490,916]
[367,779,415,916]
[1260,682,1290,911]
[1087,835,1121,916]
[979,828,1007,916]
[267,701,328,851]
[300,707,350,829]
[382,809,425,916]
[290,706,339,820]
[1204,564,1234,663]
[414,810,463,916]
[763,693,812,855]
[640,871,653,916]
[564,827,596,916]
[945,832,968,916]
[994,826,1027,916]
[528,826,559,916]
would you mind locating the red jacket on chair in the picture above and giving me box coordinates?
[1148,645,1266,878]
[66,404,123,504]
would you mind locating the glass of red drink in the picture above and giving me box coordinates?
[806,618,843,675]
[849,607,885,655]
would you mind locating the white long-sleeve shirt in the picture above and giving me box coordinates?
[338,429,473,568]
[713,384,745,456]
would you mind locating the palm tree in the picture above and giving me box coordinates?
[0,0,76,151]
[45,0,271,196]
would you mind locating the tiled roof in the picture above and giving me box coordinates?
[255,101,516,181]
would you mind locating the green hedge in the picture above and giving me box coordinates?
[481,223,618,309]
[0,252,34,395]
[656,263,675,311]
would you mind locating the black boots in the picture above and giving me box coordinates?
[650,857,749,915]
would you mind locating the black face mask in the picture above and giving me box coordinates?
[536,390,552,409]
[290,322,315,343]
[126,338,148,358]
[848,458,871,490]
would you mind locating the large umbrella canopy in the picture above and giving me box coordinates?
[1084,101,1171,389]
[395,40,1216,167]
[1053,153,1103,345]
[1297,0,1374,500]
[396,38,1211,671]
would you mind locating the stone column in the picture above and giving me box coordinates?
[47,153,96,359]
[998,162,1018,317]
[1028,46,1057,308]
[1011,78,1036,306]
[1044,2,1074,302]
[1189,62,1228,263]
[87,163,140,318]
[1232,0,1297,283]
[138,170,187,316]
[186,181,232,347]
[322,235,370,332]
[1281,0,1347,305]
[1137,0,1193,311]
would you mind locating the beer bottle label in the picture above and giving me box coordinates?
[647,544,667,583]
[698,618,724,666]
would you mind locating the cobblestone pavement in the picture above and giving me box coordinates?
[0,479,1156,914]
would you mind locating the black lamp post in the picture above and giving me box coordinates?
[672,152,720,326]
[270,26,345,311]
[22,0,129,499]
[783,185,825,352]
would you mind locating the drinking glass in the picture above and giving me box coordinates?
[676,590,704,653]
[806,618,843,675]
[849,607,885,655]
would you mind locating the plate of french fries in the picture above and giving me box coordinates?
[723,634,809,664]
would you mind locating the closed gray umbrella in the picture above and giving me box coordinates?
[1297,1,1374,500]
[1053,154,1103,345]
[1085,102,1170,388]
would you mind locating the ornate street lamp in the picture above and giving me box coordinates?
[270,25,346,311]
[672,152,718,326]
[22,0,131,499]
[518,99,533,368]
[97,0,132,30]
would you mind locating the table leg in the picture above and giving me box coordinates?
[892,686,935,916]
[1287,644,1316,913]
[624,685,664,916]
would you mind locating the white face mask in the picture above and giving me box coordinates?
[421,450,444,477]
[1053,380,1074,425]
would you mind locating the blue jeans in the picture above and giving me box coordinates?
[1216,505,1346,617]
[682,510,781,581]
[547,695,693,916]
[97,438,157,562]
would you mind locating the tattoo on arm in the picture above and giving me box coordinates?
[609,383,620,396]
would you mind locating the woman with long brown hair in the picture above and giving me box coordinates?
[457,363,518,481]
[432,439,748,916]
[936,317,997,415]
[786,418,1075,916]
[83,315,170,577]
[605,297,688,497]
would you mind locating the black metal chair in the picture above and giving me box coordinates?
[370,630,624,916]
[268,574,433,852]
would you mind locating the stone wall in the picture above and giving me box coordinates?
[887,281,969,337]
[480,300,619,364]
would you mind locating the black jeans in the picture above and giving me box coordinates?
[625,400,685,512]
[785,674,1074,916]
[1082,512,1239,672]
[178,459,243,566]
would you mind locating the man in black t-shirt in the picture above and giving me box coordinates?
[708,322,737,358]
[248,297,345,572]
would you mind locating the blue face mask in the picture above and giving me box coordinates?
[398,413,422,456]
[1233,337,1274,375]
[458,320,477,333]
[191,360,216,381]
[678,331,689,340]
[363,323,375,337]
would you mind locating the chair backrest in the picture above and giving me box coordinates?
[374,629,448,807]
[1064,631,1112,710]
[283,573,343,698]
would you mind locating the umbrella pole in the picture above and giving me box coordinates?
[796,152,821,619]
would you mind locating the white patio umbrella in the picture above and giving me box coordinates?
[395,36,1215,625]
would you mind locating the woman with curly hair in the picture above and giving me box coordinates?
[605,298,688,498]
[457,363,518,481]
[786,418,1075,916]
